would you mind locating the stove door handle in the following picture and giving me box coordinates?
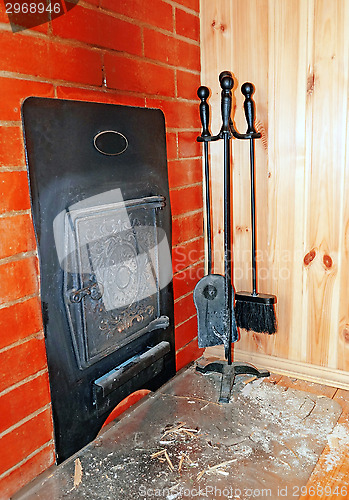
[69,281,103,303]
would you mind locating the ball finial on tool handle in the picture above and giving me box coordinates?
[219,70,233,82]
[197,86,211,138]
[220,73,234,133]
[241,82,257,135]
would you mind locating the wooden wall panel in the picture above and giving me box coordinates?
[200,1,233,275]
[200,0,349,381]
[305,0,349,369]
[229,0,270,357]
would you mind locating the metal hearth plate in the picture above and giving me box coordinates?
[14,366,342,500]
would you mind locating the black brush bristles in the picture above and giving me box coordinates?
[234,292,277,334]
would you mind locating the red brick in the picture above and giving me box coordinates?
[0,298,43,350]
[0,257,38,306]
[0,408,53,476]
[172,237,204,274]
[100,0,173,32]
[173,260,204,299]
[147,98,199,129]
[52,4,142,56]
[0,171,31,214]
[0,214,36,260]
[0,443,55,499]
[0,78,54,122]
[57,86,145,107]
[174,0,200,12]
[105,54,175,97]
[174,294,196,327]
[175,315,197,350]
[0,2,9,23]
[176,338,203,371]
[168,158,202,189]
[170,184,203,216]
[178,130,201,158]
[0,127,25,166]
[172,211,203,245]
[0,373,51,434]
[0,337,47,393]
[144,29,200,70]
[166,132,177,160]
[0,31,49,78]
[48,42,103,86]
[177,70,201,100]
[0,32,102,86]
[0,1,49,33]
[176,9,200,41]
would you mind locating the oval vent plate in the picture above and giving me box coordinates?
[93,131,128,156]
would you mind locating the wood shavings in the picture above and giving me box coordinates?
[178,455,185,472]
[164,450,175,471]
[277,458,292,469]
[74,458,83,488]
[182,427,199,433]
[163,394,222,407]
[150,449,175,471]
[179,454,193,471]
[196,469,205,481]
[151,449,167,458]
[243,376,257,385]
[328,435,339,449]
[216,469,229,476]
[196,458,237,480]
[161,422,186,438]
[161,422,199,441]
[284,444,300,460]
[300,399,316,420]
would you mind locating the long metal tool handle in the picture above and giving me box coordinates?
[197,86,212,274]
[220,73,234,365]
[241,83,258,296]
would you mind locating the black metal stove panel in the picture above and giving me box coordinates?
[22,98,175,462]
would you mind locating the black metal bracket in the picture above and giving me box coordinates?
[196,362,270,403]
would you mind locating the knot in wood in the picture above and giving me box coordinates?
[323,254,333,269]
[303,249,316,266]
[342,325,349,343]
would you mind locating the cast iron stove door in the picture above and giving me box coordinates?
[22,98,175,462]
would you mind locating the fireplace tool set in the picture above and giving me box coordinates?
[194,71,277,403]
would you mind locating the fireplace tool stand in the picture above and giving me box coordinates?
[194,71,269,403]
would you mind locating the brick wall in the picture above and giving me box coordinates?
[0,0,204,497]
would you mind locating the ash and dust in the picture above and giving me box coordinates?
[15,366,344,500]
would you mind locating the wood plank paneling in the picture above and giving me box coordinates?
[200,0,349,379]
[337,3,349,373]
[229,0,270,357]
[199,1,233,275]
[306,0,348,368]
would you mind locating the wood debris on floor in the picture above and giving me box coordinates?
[13,365,347,500]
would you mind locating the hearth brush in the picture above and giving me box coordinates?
[194,73,270,403]
[234,83,277,334]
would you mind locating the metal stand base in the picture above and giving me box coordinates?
[196,362,270,403]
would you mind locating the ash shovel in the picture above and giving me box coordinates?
[193,73,270,403]
[193,83,238,356]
